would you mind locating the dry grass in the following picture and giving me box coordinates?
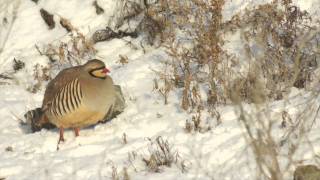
[117,55,129,65]
[111,166,131,180]
[142,136,186,173]
[26,64,51,93]
[129,0,320,179]
[294,165,320,180]
[227,1,319,101]
[134,0,320,110]
[28,17,96,93]
[35,16,96,66]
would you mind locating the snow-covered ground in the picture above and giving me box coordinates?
[0,0,319,180]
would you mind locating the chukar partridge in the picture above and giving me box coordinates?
[40,59,116,144]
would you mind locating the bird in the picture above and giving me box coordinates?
[39,59,116,147]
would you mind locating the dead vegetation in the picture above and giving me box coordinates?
[111,166,130,180]
[139,0,320,135]
[117,0,320,179]
[113,0,166,46]
[36,15,96,65]
[227,1,320,101]
[147,0,320,106]
[0,0,319,179]
[26,64,51,93]
[294,165,320,180]
[91,27,137,44]
[26,17,96,93]
[142,136,187,173]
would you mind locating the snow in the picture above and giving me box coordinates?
[0,0,319,180]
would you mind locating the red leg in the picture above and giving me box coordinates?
[57,127,65,150]
[74,127,80,137]
[58,127,65,143]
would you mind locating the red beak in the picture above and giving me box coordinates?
[102,68,110,74]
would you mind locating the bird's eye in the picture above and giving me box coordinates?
[89,68,108,79]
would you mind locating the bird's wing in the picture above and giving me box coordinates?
[42,66,81,109]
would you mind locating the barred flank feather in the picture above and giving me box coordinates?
[49,78,83,118]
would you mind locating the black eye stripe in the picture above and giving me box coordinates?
[89,66,107,79]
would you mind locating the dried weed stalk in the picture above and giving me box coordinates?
[142,136,186,173]
[37,17,96,66]
[143,0,229,112]
[29,17,96,92]
[145,0,320,178]
[111,166,131,180]
[185,105,213,133]
[111,166,120,180]
[115,0,166,45]
[153,62,174,105]
[27,64,51,93]
[226,0,320,100]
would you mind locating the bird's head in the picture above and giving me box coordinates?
[84,59,110,79]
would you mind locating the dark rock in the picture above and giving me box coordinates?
[93,1,104,15]
[92,27,118,43]
[31,0,39,4]
[91,27,137,43]
[13,58,25,72]
[2,17,8,25]
[5,146,13,152]
[101,85,126,121]
[40,8,55,30]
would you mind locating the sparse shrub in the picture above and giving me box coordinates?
[27,64,51,93]
[135,0,320,179]
[29,17,96,92]
[294,165,320,180]
[230,68,267,104]
[36,17,96,66]
[122,133,128,144]
[142,136,185,173]
[111,166,120,180]
[111,166,131,180]
[185,105,213,133]
[153,63,174,105]
[113,0,166,46]
[226,1,320,100]
[122,167,130,180]
[146,0,320,118]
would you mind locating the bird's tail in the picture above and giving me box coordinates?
[24,108,55,132]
